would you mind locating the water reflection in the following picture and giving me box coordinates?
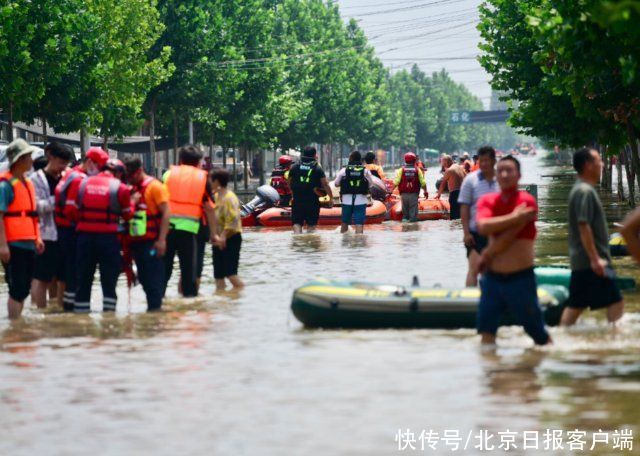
[341,233,368,249]
[291,233,326,252]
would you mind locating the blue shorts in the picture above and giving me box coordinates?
[341,204,367,225]
[478,268,550,345]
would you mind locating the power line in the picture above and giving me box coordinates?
[382,57,477,61]
[348,0,471,18]
[338,0,432,11]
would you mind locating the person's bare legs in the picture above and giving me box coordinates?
[48,280,58,302]
[8,298,24,319]
[229,275,244,289]
[355,225,364,234]
[560,307,584,326]
[466,251,481,287]
[293,224,303,234]
[56,281,65,309]
[480,332,496,345]
[607,301,624,324]
[215,279,226,291]
[307,225,316,233]
[30,280,49,309]
[341,223,349,234]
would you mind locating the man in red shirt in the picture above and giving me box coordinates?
[475,155,551,346]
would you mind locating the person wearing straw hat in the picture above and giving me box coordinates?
[0,139,45,318]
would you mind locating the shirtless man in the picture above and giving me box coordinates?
[435,155,466,219]
[475,156,552,346]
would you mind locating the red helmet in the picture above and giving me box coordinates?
[404,152,417,164]
[279,155,293,167]
[104,158,125,176]
[86,147,109,168]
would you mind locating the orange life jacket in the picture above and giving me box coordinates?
[55,166,85,227]
[166,165,208,222]
[0,172,38,242]
[128,176,162,242]
[76,173,125,233]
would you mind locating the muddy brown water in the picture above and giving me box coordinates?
[0,156,638,455]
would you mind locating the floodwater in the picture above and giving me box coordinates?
[0,156,639,455]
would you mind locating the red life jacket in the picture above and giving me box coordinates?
[270,167,291,196]
[398,165,421,194]
[76,173,125,233]
[55,166,85,228]
[128,176,162,242]
[0,172,39,242]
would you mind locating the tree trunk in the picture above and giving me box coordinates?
[600,146,609,191]
[103,135,108,151]
[258,150,265,186]
[624,144,635,208]
[209,133,214,162]
[617,153,625,201]
[222,145,228,169]
[243,146,249,191]
[626,123,640,196]
[188,118,194,144]
[232,146,237,190]
[8,100,14,141]
[42,116,47,142]
[149,97,157,175]
[80,126,87,157]
[173,110,179,164]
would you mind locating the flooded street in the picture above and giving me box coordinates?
[1,156,639,455]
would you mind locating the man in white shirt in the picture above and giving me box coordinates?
[458,146,498,286]
[335,151,374,234]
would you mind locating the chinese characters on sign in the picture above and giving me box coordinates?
[395,429,634,452]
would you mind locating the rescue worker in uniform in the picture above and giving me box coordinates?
[335,151,374,234]
[287,146,333,233]
[163,145,216,298]
[70,158,133,312]
[270,155,293,206]
[125,156,171,311]
[54,147,109,311]
[0,139,45,319]
[394,152,427,222]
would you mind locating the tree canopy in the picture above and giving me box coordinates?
[1,0,522,157]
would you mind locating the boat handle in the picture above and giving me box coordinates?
[394,287,407,296]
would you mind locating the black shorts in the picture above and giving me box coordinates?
[569,268,623,310]
[33,240,62,282]
[466,231,489,257]
[291,201,320,226]
[2,246,35,301]
[449,190,461,220]
[213,233,242,279]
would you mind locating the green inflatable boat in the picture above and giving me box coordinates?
[291,280,568,329]
[534,266,636,291]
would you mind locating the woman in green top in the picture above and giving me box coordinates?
[210,168,244,291]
